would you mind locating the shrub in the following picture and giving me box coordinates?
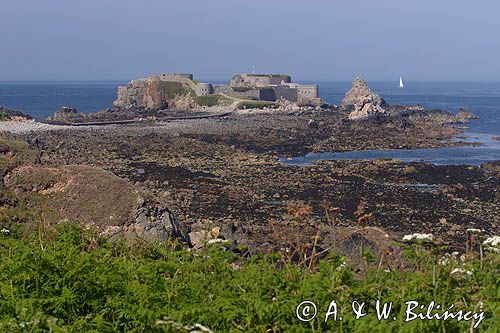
[0,224,498,332]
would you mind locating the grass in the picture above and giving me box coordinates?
[0,223,498,332]
[194,94,232,107]
[232,87,255,93]
[0,137,38,177]
[157,81,196,100]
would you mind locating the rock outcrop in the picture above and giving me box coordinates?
[49,106,82,122]
[113,74,206,111]
[455,108,480,123]
[341,78,388,120]
[0,106,33,121]
[407,108,479,125]
[341,78,386,108]
[114,77,168,110]
[348,97,388,120]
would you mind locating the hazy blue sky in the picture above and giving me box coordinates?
[1,0,499,82]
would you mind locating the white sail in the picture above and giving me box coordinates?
[399,76,405,88]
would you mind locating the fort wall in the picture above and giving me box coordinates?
[230,74,292,88]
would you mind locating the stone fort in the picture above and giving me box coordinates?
[215,74,320,104]
[114,72,321,110]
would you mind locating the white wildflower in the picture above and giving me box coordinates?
[438,254,450,266]
[0,228,10,234]
[207,238,230,245]
[402,233,434,243]
[155,318,213,332]
[467,228,482,234]
[450,268,473,276]
[336,261,346,271]
[483,236,500,247]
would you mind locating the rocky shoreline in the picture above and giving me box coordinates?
[0,79,497,266]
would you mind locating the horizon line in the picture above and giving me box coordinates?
[2,79,500,84]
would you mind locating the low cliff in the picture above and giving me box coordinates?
[113,76,197,110]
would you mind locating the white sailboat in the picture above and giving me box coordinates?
[399,76,405,88]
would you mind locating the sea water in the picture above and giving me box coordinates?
[0,82,122,119]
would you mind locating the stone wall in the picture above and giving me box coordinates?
[268,75,291,85]
[194,83,214,96]
[160,73,193,80]
[259,88,277,101]
[229,89,261,100]
[297,85,319,99]
[274,86,298,102]
[230,74,291,88]
[213,84,232,94]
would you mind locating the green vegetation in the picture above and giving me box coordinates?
[0,137,498,332]
[232,87,255,93]
[158,82,196,100]
[238,100,276,109]
[194,94,232,107]
[0,223,498,332]
[0,113,11,121]
[0,137,38,176]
